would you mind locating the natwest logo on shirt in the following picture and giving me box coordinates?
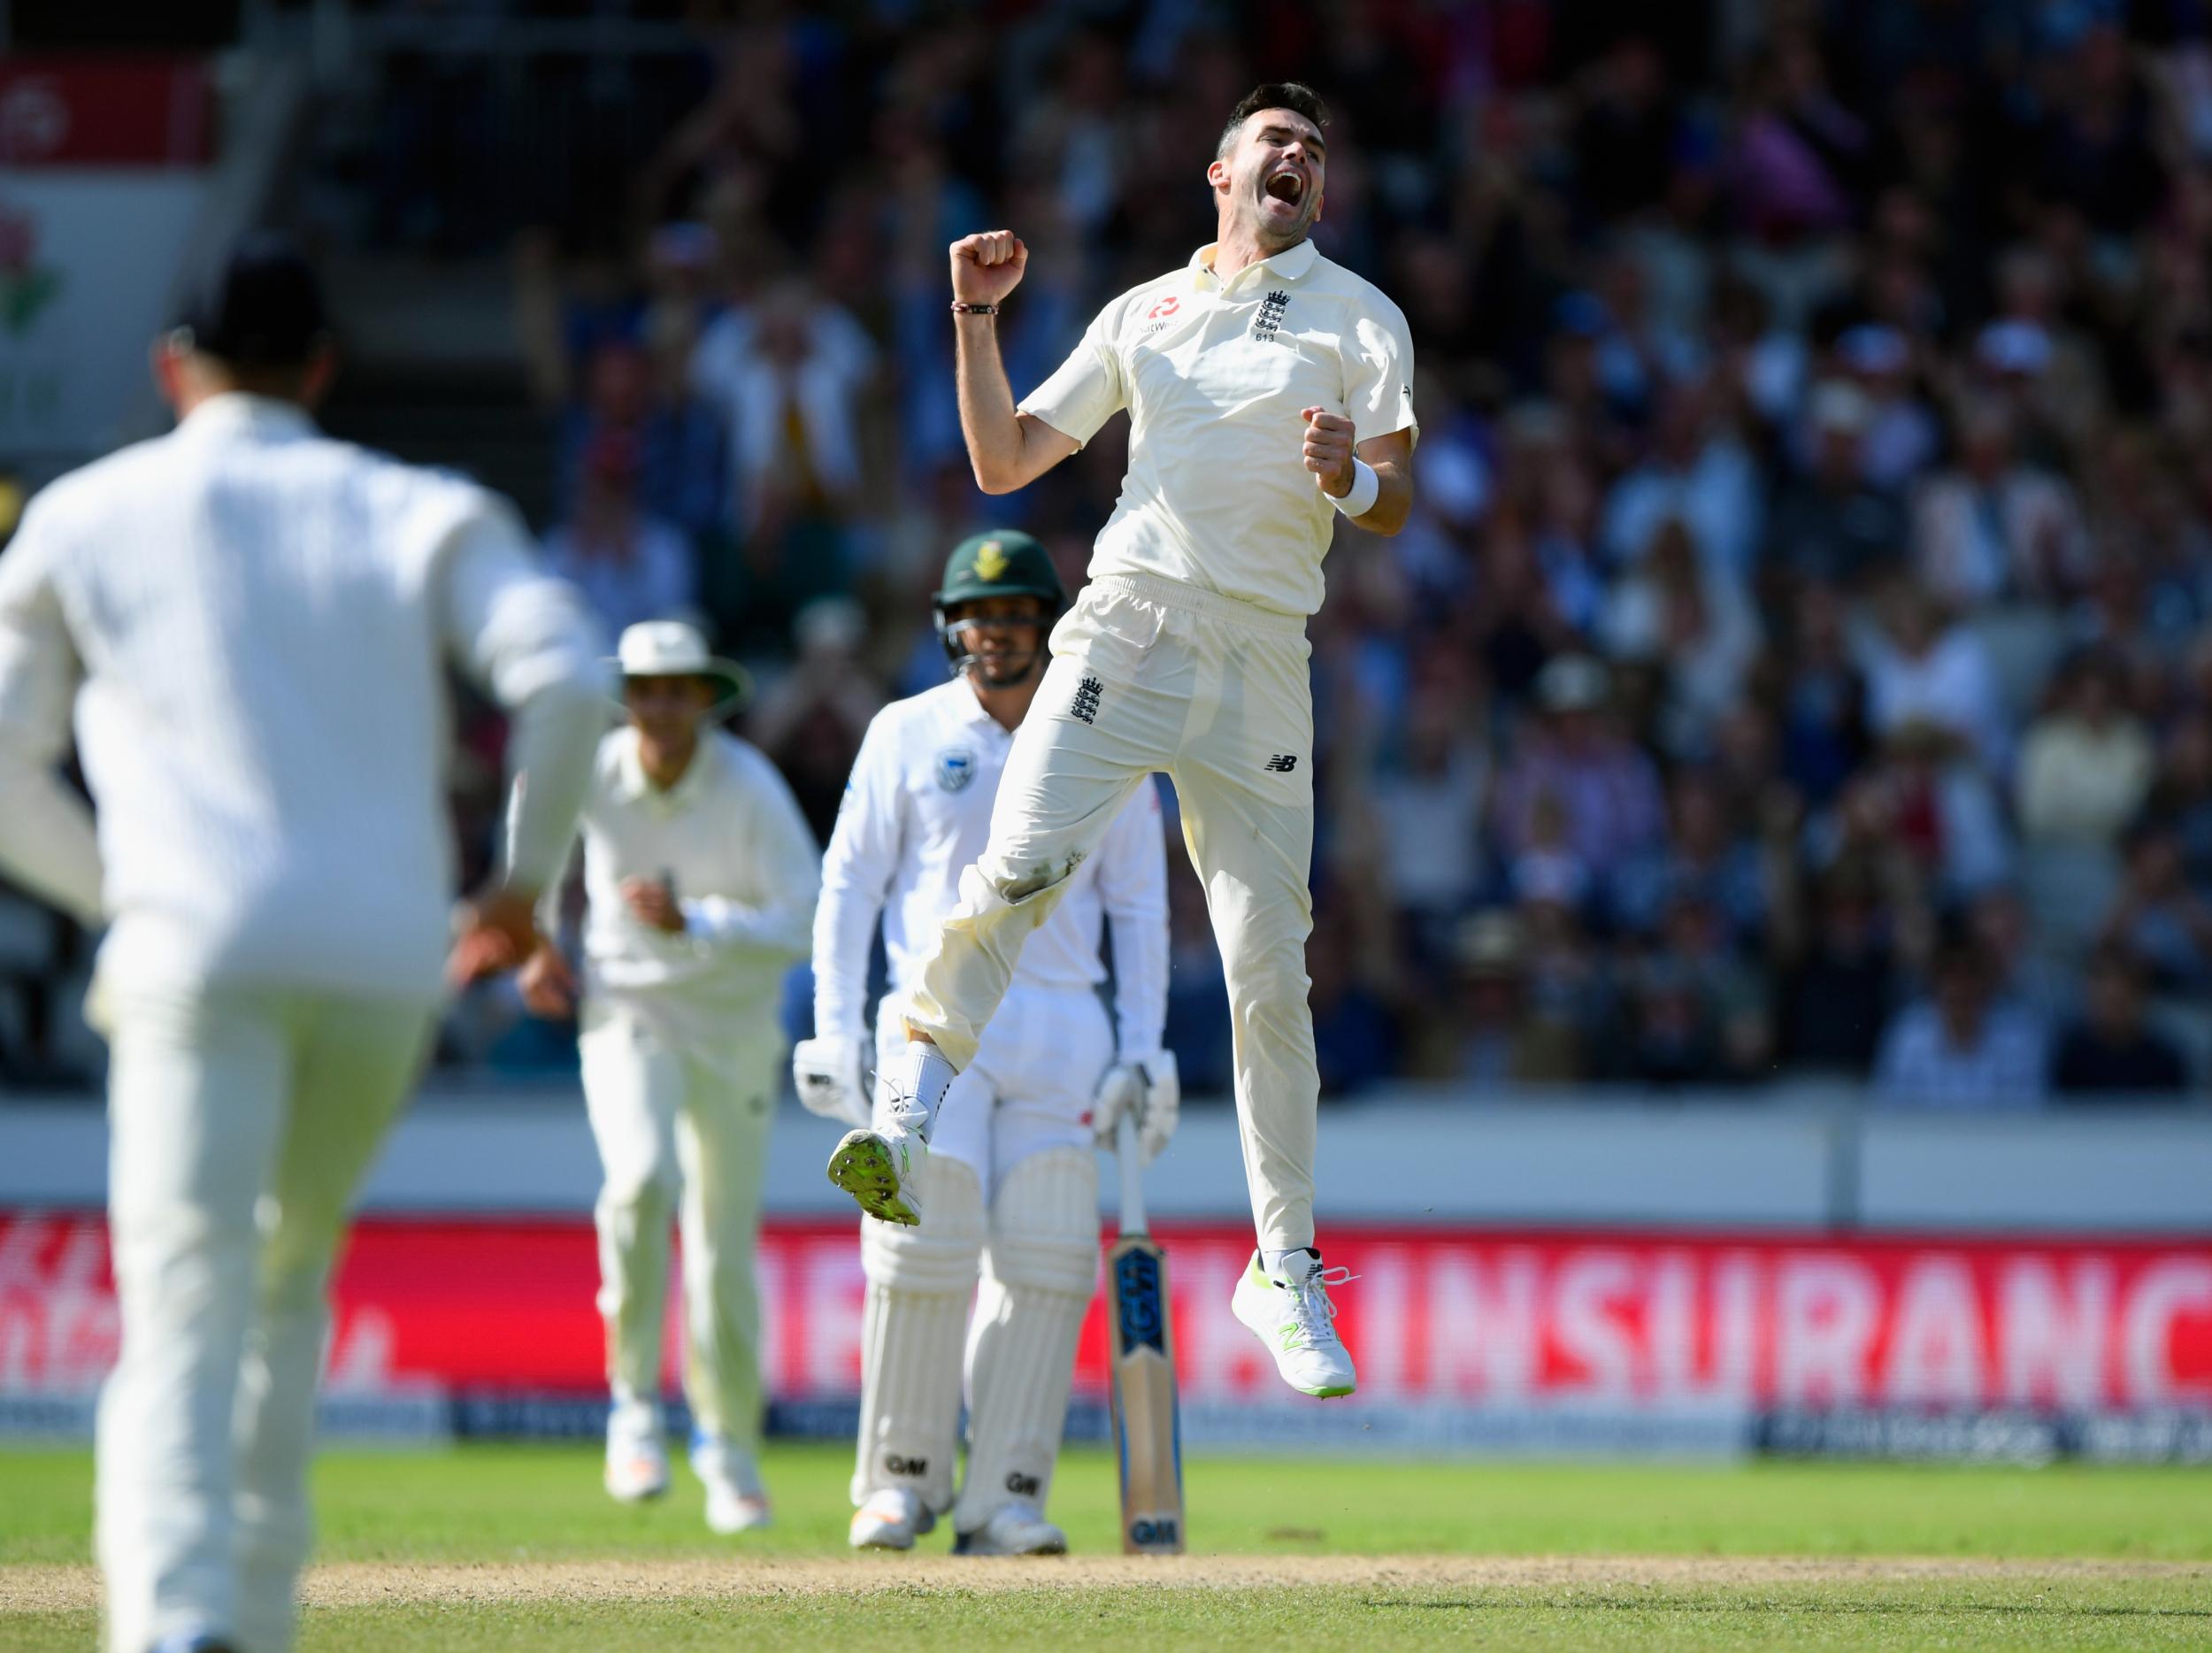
[1145,295,1179,320]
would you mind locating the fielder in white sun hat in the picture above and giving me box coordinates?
[613,619,750,717]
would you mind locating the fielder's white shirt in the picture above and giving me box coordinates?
[573,727,820,1055]
[1019,238,1418,619]
[0,394,608,1003]
[813,675,1168,1057]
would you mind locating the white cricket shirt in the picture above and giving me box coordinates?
[812,674,1168,1057]
[572,726,820,1056]
[0,394,608,1003]
[1019,238,1418,619]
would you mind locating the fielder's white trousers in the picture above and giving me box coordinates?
[903,573,1319,1250]
[94,982,433,1653]
[579,1004,780,1455]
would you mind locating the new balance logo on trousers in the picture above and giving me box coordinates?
[1264,754,1298,773]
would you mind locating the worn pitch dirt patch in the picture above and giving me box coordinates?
[7,1556,2208,1614]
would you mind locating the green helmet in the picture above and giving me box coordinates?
[934,529,1065,673]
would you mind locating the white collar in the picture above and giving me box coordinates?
[176,393,318,439]
[615,727,718,805]
[1189,237,1319,288]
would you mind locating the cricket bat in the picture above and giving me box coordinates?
[1107,1111,1184,1556]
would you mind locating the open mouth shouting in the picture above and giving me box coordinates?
[1263,165,1309,211]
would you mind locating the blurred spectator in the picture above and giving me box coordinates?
[1875,938,2047,1110]
[1770,580,1870,805]
[1598,518,1762,756]
[1913,399,2088,609]
[540,432,698,638]
[2016,652,2154,848]
[557,337,728,548]
[2101,820,2212,992]
[1494,655,1666,871]
[1860,583,2010,773]
[1371,675,1491,941]
[1597,377,1763,584]
[2050,945,2190,1098]
[1511,893,1617,1084]
[1834,324,1939,491]
[1307,903,1398,1098]
[1773,865,1902,1076]
[691,280,879,646]
[1764,381,1909,586]
[1450,911,1557,1086]
[1611,770,1768,942]
[2149,711,2212,888]
[745,598,882,843]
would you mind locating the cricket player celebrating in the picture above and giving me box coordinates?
[518,620,819,1534]
[0,235,609,1653]
[825,84,1414,1400]
[795,530,1171,1555]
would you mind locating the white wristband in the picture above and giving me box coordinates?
[1326,458,1380,519]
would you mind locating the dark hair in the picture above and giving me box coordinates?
[1217,82,1330,159]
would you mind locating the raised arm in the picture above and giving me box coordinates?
[951,231,1085,495]
[1304,300,1421,536]
[1302,414,1416,537]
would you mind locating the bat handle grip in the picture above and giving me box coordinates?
[1115,1111,1148,1238]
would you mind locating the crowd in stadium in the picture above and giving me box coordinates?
[13,1,2212,1106]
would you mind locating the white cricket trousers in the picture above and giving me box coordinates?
[904,572,1319,1251]
[579,1007,780,1453]
[95,982,433,1653]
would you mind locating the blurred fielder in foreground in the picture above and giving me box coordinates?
[519,619,818,1533]
[827,83,1414,1401]
[0,236,607,1653]
[796,531,1171,1555]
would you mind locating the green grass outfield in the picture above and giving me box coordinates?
[4,1444,2208,1649]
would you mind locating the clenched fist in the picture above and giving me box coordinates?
[950,231,1028,306]
[1301,406,1358,496]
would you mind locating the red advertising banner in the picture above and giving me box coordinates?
[0,60,213,167]
[5,1213,2210,1452]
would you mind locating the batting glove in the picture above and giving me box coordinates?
[1093,1051,1180,1165]
[792,1034,871,1128]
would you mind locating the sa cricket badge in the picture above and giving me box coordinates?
[973,538,1010,580]
[935,746,976,793]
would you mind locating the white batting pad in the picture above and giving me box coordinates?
[956,1146,1100,1534]
[851,1156,986,1511]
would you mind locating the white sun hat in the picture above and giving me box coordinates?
[612,619,750,714]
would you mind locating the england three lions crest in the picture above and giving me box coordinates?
[935,747,977,793]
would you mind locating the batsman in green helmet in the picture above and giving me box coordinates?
[796,524,1175,1557]
[933,529,1065,687]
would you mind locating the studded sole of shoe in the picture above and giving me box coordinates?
[826,1136,920,1226]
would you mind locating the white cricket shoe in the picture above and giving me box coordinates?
[826,1042,954,1226]
[694,1434,772,1534]
[849,1487,936,1550]
[954,1499,1068,1557]
[1231,1249,1357,1398]
[603,1411,670,1503]
[704,1482,774,1534]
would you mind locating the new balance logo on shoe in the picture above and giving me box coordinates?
[1071,674,1103,724]
[1264,753,1298,773]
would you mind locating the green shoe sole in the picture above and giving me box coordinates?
[826,1134,920,1226]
